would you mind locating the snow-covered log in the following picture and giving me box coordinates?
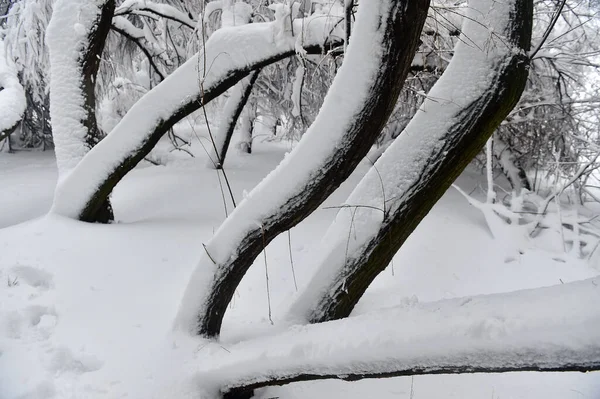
[174,0,430,337]
[0,39,26,145]
[288,0,534,323]
[200,278,600,398]
[51,12,344,222]
[46,0,115,222]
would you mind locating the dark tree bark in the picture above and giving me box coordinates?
[174,0,431,338]
[81,1,114,149]
[224,360,600,399]
[81,0,115,223]
[289,0,534,324]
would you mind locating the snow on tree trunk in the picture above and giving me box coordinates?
[0,39,26,147]
[46,0,115,222]
[208,70,259,168]
[174,0,430,338]
[50,13,344,223]
[46,0,114,171]
[204,278,600,399]
[288,0,533,324]
[291,63,304,118]
[493,133,531,192]
[237,96,256,154]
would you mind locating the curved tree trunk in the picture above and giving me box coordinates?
[50,15,344,223]
[174,0,430,338]
[288,0,533,324]
[208,70,259,169]
[47,0,115,223]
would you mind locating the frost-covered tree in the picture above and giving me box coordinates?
[0,37,26,150]
[1,0,53,149]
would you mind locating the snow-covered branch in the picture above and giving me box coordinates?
[199,278,600,398]
[111,16,166,80]
[174,0,430,337]
[114,0,197,29]
[51,12,344,222]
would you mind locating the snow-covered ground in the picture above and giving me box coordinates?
[1,140,599,399]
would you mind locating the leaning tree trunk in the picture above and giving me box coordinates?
[288,0,533,324]
[47,0,115,223]
[237,97,256,154]
[208,70,259,168]
[50,13,344,223]
[173,0,430,338]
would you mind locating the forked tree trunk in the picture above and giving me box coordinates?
[47,0,115,223]
[51,15,344,223]
[288,0,533,324]
[174,0,430,338]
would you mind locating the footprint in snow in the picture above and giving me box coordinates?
[0,306,57,340]
[47,347,104,374]
[9,265,54,290]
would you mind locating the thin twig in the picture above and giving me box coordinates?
[261,224,274,325]
[288,230,298,292]
[530,0,568,59]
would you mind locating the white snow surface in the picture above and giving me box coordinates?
[173,1,389,333]
[46,0,109,176]
[0,40,26,134]
[289,0,520,320]
[1,145,599,399]
[51,10,343,219]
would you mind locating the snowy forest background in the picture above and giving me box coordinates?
[1,0,600,398]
